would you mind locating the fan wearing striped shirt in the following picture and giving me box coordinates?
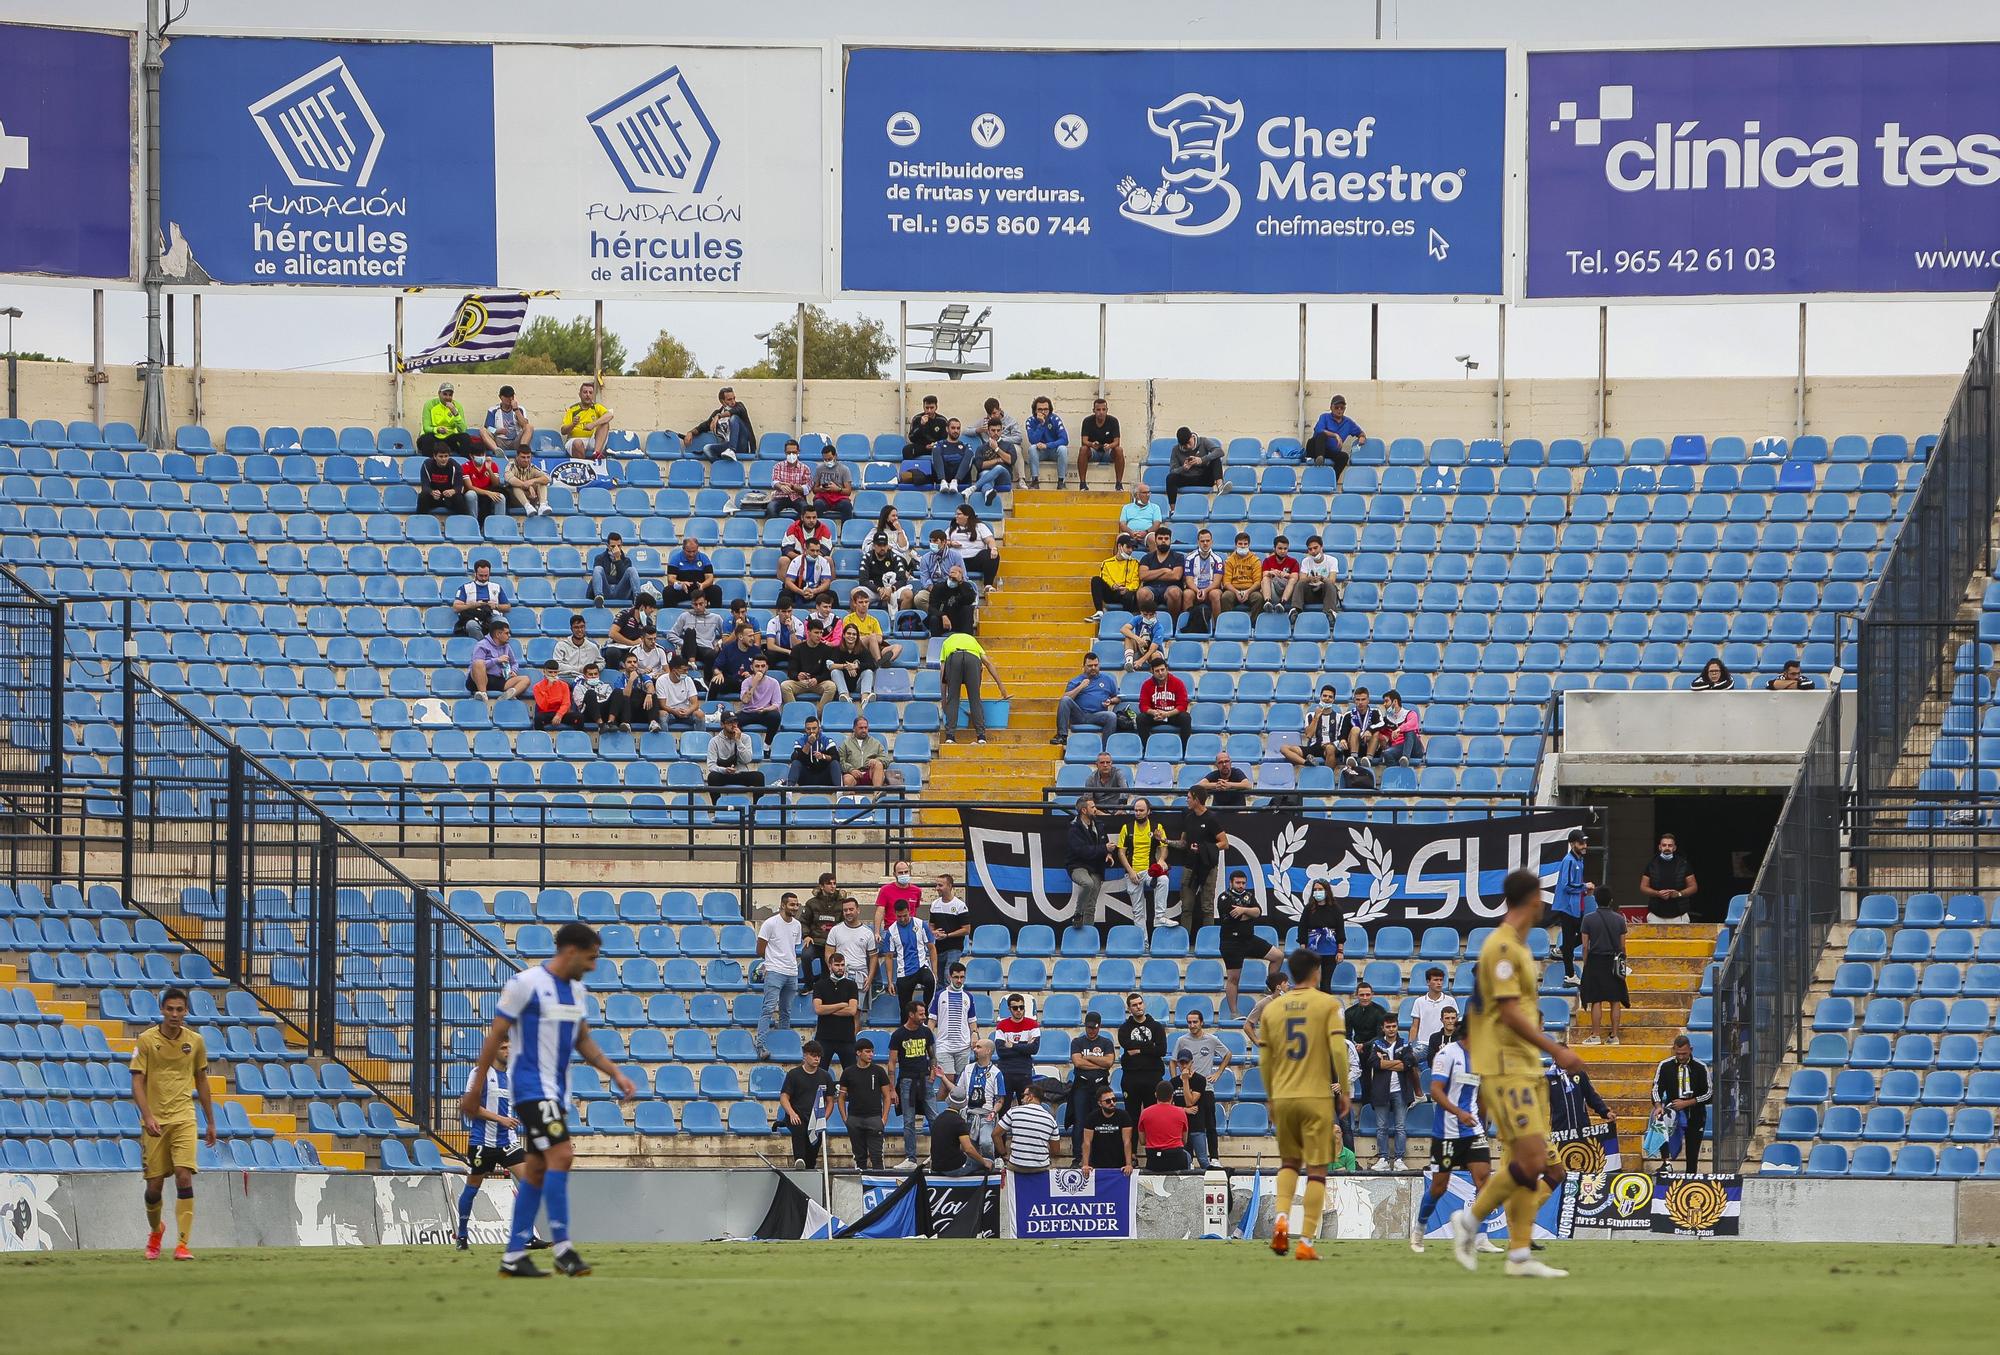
[995,1081,1063,1174]
[930,962,980,1094]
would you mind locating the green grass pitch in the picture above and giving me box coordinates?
[8,1240,1998,1353]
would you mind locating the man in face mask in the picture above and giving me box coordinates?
[882,887,939,1016]
[1089,535,1141,622]
[1221,530,1265,615]
[1282,684,1342,768]
[813,443,855,520]
[1551,828,1596,987]
[1639,832,1698,923]
[769,437,812,517]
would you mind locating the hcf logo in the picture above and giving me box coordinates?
[588,67,719,195]
[248,57,384,190]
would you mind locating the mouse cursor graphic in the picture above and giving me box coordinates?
[1428,228,1449,261]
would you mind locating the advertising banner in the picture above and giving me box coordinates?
[855,1173,1000,1238]
[1650,1170,1742,1238]
[960,807,1589,936]
[1001,1165,1138,1239]
[493,45,826,298]
[160,36,498,287]
[0,24,135,282]
[1526,44,2000,299]
[1421,1171,1573,1244]
[841,47,1505,297]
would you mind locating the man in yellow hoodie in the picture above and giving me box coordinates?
[1220,530,1265,616]
[1087,537,1140,622]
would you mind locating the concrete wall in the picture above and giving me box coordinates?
[1559,690,1856,790]
[12,360,1955,446]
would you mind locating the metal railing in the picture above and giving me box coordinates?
[0,562,63,885]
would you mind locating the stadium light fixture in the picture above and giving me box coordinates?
[1454,353,1479,379]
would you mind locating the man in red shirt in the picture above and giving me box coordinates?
[874,859,925,934]
[462,446,507,523]
[1138,658,1191,743]
[1261,534,1302,614]
[782,506,835,560]
[1135,1083,1192,1173]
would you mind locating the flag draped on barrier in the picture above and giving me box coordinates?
[399,291,531,371]
[752,1173,837,1240]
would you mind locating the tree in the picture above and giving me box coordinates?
[634,329,701,379]
[732,305,894,381]
[1007,367,1095,381]
[462,314,626,376]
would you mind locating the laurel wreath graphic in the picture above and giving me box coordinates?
[1265,820,1311,920]
[1346,827,1399,926]
[1265,821,1398,927]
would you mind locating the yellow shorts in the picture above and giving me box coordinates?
[143,1120,199,1178]
[1480,1075,1551,1145]
[1272,1098,1335,1166]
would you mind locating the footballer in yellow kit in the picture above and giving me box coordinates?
[1255,949,1351,1260]
[1467,921,1551,1143]
[130,987,217,1259]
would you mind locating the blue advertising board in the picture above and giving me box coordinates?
[841,48,1505,297]
[0,24,134,282]
[1527,44,2000,299]
[160,37,497,287]
[1001,1165,1138,1238]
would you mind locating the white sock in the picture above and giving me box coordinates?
[1508,1247,1530,1263]
[552,1239,575,1257]
[503,1249,525,1263]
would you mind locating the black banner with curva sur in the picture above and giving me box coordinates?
[959,807,1591,937]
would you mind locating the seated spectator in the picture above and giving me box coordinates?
[589,532,637,607]
[782,620,837,704]
[667,594,725,679]
[1121,597,1171,671]
[1296,534,1341,616]
[416,441,468,519]
[839,714,892,790]
[764,599,805,665]
[505,446,553,517]
[725,597,754,637]
[806,596,841,642]
[908,530,963,617]
[708,622,766,700]
[1282,685,1342,768]
[1078,397,1125,492]
[466,620,529,699]
[483,384,533,455]
[947,504,1002,591]
[835,589,902,666]
[704,711,765,797]
[1116,483,1164,549]
[553,613,603,680]
[1337,686,1383,760]
[768,438,813,517]
[608,652,655,730]
[899,395,948,478]
[1261,535,1301,614]
[662,536,722,609]
[1220,531,1264,615]
[1766,660,1815,691]
[780,537,836,609]
[1136,1083,1192,1173]
[812,441,855,520]
[652,652,706,730]
[530,662,572,730]
[1024,395,1070,489]
[1369,688,1423,764]
[1089,536,1141,622]
[981,397,1024,452]
[559,380,613,461]
[418,381,478,459]
[787,713,841,788]
[570,661,617,729]
[1138,658,1191,741]
[860,534,914,615]
[735,655,784,736]
[1692,658,1734,691]
[603,596,657,668]
[1163,425,1224,510]
[930,417,980,493]
[972,419,1016,509]
[451,558,512,638]
[1084,752,1129,812]
[684,384,751,461]
[927,562,979,637]
[1181,528,1224,632]
[631,628,670,687]
[875,504,914,556]
[828,627,877,701]
[1137,525,1186,616]
[1113,798,1170,928]
[1194,752,1249,808]
[461,444,506,523]
[781,505,834,560]
[1303,394,1364,478]
[1055,652,1120,745]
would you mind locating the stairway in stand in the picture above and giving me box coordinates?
[1568,923,1720,1131]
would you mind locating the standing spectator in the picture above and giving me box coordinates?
[530,662,572,730]
[782,620,837,705]
[1137,1084,1192,1172]
[1082,1083,1134,1174]
[1281,685,1343,769]
[559,381,614,461]
[1303,395,1365,478]
[1296,535,1342,616]
[1424,1005,1461,1063]
[754,893,804,1059]
[1407,967,1456,1056]
[768,438,813,517]
[995,1079,1064,1179]
[733,656,784,738]
[588,533,637,607]
[1117,484,1165,549]
[940,630,1008,745]
[1766,660,1816,691]
[667,595,726,679]
[1068,1011,1118,1164]
[1170,787,1226,934]
[602,597,657,669]
[1194,752,1250,808]
[1344,980,1388,1047]
[483,384,534,457]
[683,384,751,461]
[1065,796,1117,929]
[416,439,469,519]
[901,394,947,466]
[836,1038,890,1171]
[887,1002,937,1170]
[1055,653,1120,745]
[1639,831,1698,922]
[1117,991,1168,1115]
[1168,1057,1211,1169]
[662,536,722,610]
[1547,1058,1618,1161]
[1690,658,1734,691]
[569,662,617,730]
[1137,526,1186,616]
[949,1039,1007,1161]
[1653,1034,1713,1172]
[947,504,1002,591]
[1299,878,1347,995]
[1078,397,1126,491]
[1174,1011,1229,1169]
[1181,527,1225,633]
[971,419,1017,509]
[1260,535,1302,614]
[419,381,478,458]
[1137,659,1191,741]
[777,1041,835,1168]
[1579,888,1630,1045]
[931,875,971,975]
[882,900,939,1014]
[930,417,980,493]
[1163,425,1225,510]
[874,858,921,934]
[993,993,1042,1112]
[1120,598,1171,671]
[930,1099,997,1178]
[931,962,980,1094]
[1243,968,1291,1043]
[837,715,891,790]
[812,441,855,520]
[703,711,765,799]
[466,621,530,699]
[452,559,512,639]
[1215,868,1265,1017]
[1552,828,1594,988]
[1024,395,1070,488]
[553,614,603,681]
[651,652,706,730]
[462,444,507,523]
[800,871,847,993]
[1367,1016,1420,1170]
[1085,752,1130,813]
[1113,798,1171,932]
[785,713,840,788]
[1220,531,1265,615]
[1369,689,1423,765]
[780,538,836,609]
[811,947,862,1074]
[505,446,553,517]
[826,897,879,1001]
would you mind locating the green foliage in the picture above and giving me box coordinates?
[1007,367,1096,381]
[733,305,894,381]
[634,330,701,380]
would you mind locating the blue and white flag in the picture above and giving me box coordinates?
[401,291,531,371]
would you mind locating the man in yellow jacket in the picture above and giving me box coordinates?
[1220,530,1265,616]
[419,381,480,458]
[1087,538,1140,621]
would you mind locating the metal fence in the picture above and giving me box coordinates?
[0,562,63,884]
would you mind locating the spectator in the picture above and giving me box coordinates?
[1113,797,1170,931]
[630,628,670,689]
[1260,535,1301,614]
[834,589,902,668]
[882,898,939,1013]
[931,876,971,974]
[530,662,572,730]
[1215,867,1265,1017]
[940,630,1008,746]
[589,533,637,607]
[1084,752,1130,813]
[662,536,722,610]
[505,446,553,517]
[1137,658,1191,741]
[780,538,836,609]
[417,440,469,519]
[607,653,654,730]
[570,661,617,730]
[559,380,614,461]
[1168,1055,1212,1170]
[1303,395,1364,477]
[553,613,603,680]
[683,384,751,461]
[800,870,846,987]
[1117,991,1168,1114]
[1078,396,1126,491]
[466,621,529,699]
[1068,1011,1118,1165]
[931,417,980,494]
[1691,657,1734,691]
[461,444,506,523]
[1424,1004,1461,1063]
[947,504,1002,591]
[1243,968,1290,1043]
[418,381,478,458]
[1296,535,1342,616]
[1220,530,1264,615]
[837,1037,890,1171]
[782,620,837,704]
[1024,395,1070,488]
[826,897,879,1000]
[786,713,840,788]
[993,992,1042,1112]
[1066,796,1117,928]
[768,437,813,517]
[1366,1016,1419,1170]
[483,384,534,457]
[733,655,784,737]
[1369,689,1423,765]
[805,594,840,642]
[451,558,513,639]
[1336,686,1383,762]
[931,962,979,1093]
[859,535,911,614]
[1547,1058,1618,1182]
[1137,525,1186,616]
[703,711,765,799]
[1181,528,1225,632]
[875,504,914,556]
[1301,879,1346,995]
[1552,827,1594,988]
[931,1099,997,1178]
[909,533,964,625]
[1407,966,1455,1056]
[810,942,862,1076]
[971,419,1016,509]
[781,505,834,560]
[887,1002,937,1171]
[1766,659,1816,691]
[995,1081,1062,1177]
[980,396,1024,452]
[1136,1083,1192,1172]
[763,599,806,666]
[602,597,657,669]
[1579,886,1630,1045]
[1163,425,1225,509]
[1081,1083,1134,1174]
[667,595,725,679]
[1120,598,1171,671]
[1055,653,1119,746]
[1282,684,1343,769]
[1653,1034,1712,1172]
[875,862,922,935]
[754,892,804,1058]
[1174,1010,1230,1169]
[1117,484,1165,549]
[777,1040,835,1169]
[1194,752,1250,808]
[1639,831,1698,922]
[838,714,891,790]
[948,1039,1006,1163]
[1345,980,1388,1046]
[708,623,766,700]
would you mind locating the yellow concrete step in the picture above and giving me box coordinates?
[216,1090,264,1114]
[249,1111,298,1135]
[320,1150,369,1172]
